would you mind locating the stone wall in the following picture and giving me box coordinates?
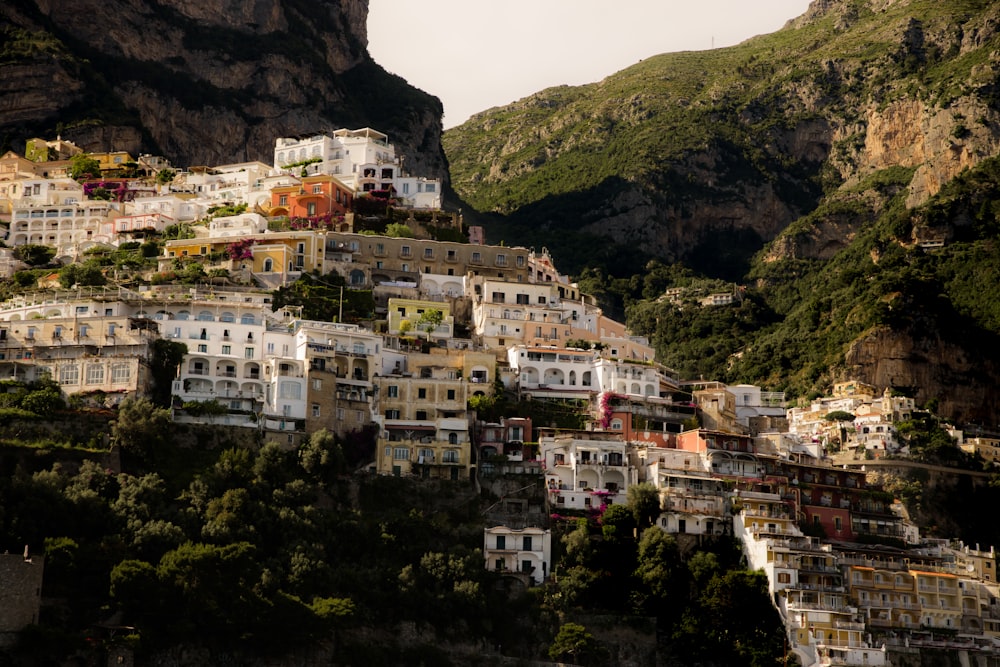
[0,553,44,647]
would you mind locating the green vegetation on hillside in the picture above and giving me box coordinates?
[443,0,1000,423]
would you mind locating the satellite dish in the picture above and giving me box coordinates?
[968,563,976,572]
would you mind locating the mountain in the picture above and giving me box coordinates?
[0,0,447,177]
[444,0,1000,425]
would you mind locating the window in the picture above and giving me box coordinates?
[221,345,231,355]
[393,447,409,460]
[447,389,456,400]
[496,253,507,266]
[86,364,104,385]
[245,347,254,359]
[59,364,79,385]
[311,404,321,417]
[523,536,532,551]
[415,410,428,420]
[496,535,506,549]
[336,408,345,420]
[197,344,207,353]
[516,255,525,267]
[355,410,364,421]
[111,363,130,383]
[418,388,426,399]
[442,450,458,463]
[401,245,411,257]
[387,385,399,398]
[423,247,433,259]
[312,378,322,390]
[278,381,301,400]
[471,251,482,263]
[385,409,400,420]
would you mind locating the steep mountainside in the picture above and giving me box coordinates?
[444,0,1000,424]
[0,0,446,176]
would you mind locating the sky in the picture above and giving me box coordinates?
[367,1,814,129]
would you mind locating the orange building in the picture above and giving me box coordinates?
[269,174,354,222]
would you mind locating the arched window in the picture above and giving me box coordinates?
[263,258,273,272]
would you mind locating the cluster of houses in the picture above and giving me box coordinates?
[2,130,1000,666]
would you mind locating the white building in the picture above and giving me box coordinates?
[483,526,552,585]
[207,212,268,238]
[8,200,119,254]
[272,128,442,209]
[508,345,598,400]
[541,432,632,511]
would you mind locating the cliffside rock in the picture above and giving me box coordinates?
[843,326,1000,425]
[0,0,447,179]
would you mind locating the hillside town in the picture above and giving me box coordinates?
[2,130,1000,666]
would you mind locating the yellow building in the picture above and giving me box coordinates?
[386,297,453,339]
[376,349,495,480]
[163,230,326,282]
[325,231,531,284]
[91,151,136,174]
[913,570,963,630]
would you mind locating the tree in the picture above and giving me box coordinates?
[69,154,101,180]
[601,503,635,541]
[634,527,684,611]
[384,222,414,238]
[824,410,855,422]
[13,244,55,267]
[111,397,172,462]
[626,481,662,530]
[415,308,444,335]
[548,622,606,666]
[149,339,187,406]
[155,168,176,186]
[299,428,346,480]
[58,262,106,288]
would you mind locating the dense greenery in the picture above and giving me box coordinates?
[0,395,795,666]
[271,272,375,324]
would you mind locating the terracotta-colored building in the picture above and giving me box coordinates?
[269,174,354,222]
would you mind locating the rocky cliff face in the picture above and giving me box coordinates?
[0,0,446,177]
[844,326,1000,425]
[443,0,1000,423]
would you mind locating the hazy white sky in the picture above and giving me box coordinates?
[367,1,814,129]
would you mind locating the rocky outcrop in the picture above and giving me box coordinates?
[843,326,1000,425]
[0,0,447,179]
